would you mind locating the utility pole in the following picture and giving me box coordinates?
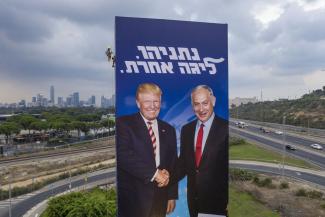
[68,144,72,192]
[281,116,286,180]
[9,172,12,217]
[260,89,264,123]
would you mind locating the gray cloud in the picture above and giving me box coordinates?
[0,0,324,103]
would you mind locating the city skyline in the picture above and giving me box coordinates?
[1,0,325,102]
[0,85,115,108]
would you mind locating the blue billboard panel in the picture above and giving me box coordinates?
[116,17,228,217]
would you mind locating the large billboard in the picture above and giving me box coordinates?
[116,16,228,217]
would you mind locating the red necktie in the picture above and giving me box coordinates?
[195,123,204,167]
[147,121,157,157]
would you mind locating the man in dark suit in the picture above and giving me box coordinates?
[176,85,228,217]
[116,83,178,217]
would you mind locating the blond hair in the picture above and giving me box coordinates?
[136,83,162,100]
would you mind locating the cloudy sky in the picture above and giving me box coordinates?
[1,0,324,104]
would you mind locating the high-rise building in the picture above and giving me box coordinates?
[50,85,55,104]
[36,94,43,107]
[111,94,115,106]
[18,100,26,108]
[58,97,64,107]
[90,95,96,106]
[66,95,72,107]
[72,92,80,107]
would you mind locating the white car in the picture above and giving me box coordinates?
[310,144,323,150]
[275,131,283,135]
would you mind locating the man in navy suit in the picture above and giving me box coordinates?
[176,85,228,217]
[116,83,178,217]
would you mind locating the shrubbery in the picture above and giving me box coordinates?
[252,177,275,189]
[295,188,323,199]
[229,137,246,146]
[229,168,255,181]
[41,188,116,217]
[279,181,289,189]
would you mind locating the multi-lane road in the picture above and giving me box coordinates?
[0,168,116,217]
[230,120,325,169]
[0,122,324,217]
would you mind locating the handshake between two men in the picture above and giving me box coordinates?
[154,169,170,187]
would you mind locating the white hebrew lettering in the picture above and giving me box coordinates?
[191,48,200,61]
[159,47,168,55]
[198,63,206,71]
[137,46,149,59]
[146,46,162,59]
[160,62,174,74]
[203,57,225,74]
[137,61,150,73]
[178,62,191,74]
[125,61,139,73]
[189,63,201,74]
[148,62,162,73]
[168,47,178,60]
[178,48,192,61]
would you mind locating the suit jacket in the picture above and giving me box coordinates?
[177,116,228,217]
[116,112,178,217]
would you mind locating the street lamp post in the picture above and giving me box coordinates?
[9,172,12,217]
[281,116,286,180]
[68,144,72,192]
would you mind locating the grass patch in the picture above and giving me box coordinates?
[230,142,316,169]
[229,184,280,217]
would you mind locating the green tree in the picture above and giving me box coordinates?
[71,121,84,138]
[89,122,102,138]
[80,122,91,136]
[0,122,20,144]
[8,114,38,142]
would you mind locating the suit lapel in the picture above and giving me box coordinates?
[134,113,156,166]
[188,121,197,169]
[157,120,166,167]
[199,117,219,168]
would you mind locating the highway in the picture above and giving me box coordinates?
[232,121,325,150]
[230,122,325,169]
[0,122,324,216]
[1,162,324,217]
[0,168,116,217]
[230,162,325,188]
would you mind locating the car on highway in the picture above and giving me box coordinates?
[275,131,283,135]
[285,145,296,150]
[310,143,323,150]
[260,127,270,133]
[236,121,248,128]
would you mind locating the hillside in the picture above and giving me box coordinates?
[230,86,325,129]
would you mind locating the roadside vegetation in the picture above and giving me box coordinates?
[0,163,111,201]
[41,187,116,217]
[40,169,325,217]
[230,168,325,217]
[229,137,317,169]
[230,86,325,129]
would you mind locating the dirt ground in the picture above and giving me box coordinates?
[0,149,114,189]
[232,174,325,217]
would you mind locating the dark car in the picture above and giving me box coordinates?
[285,145,296,150]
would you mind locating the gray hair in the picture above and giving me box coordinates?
[191,85,215,104]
